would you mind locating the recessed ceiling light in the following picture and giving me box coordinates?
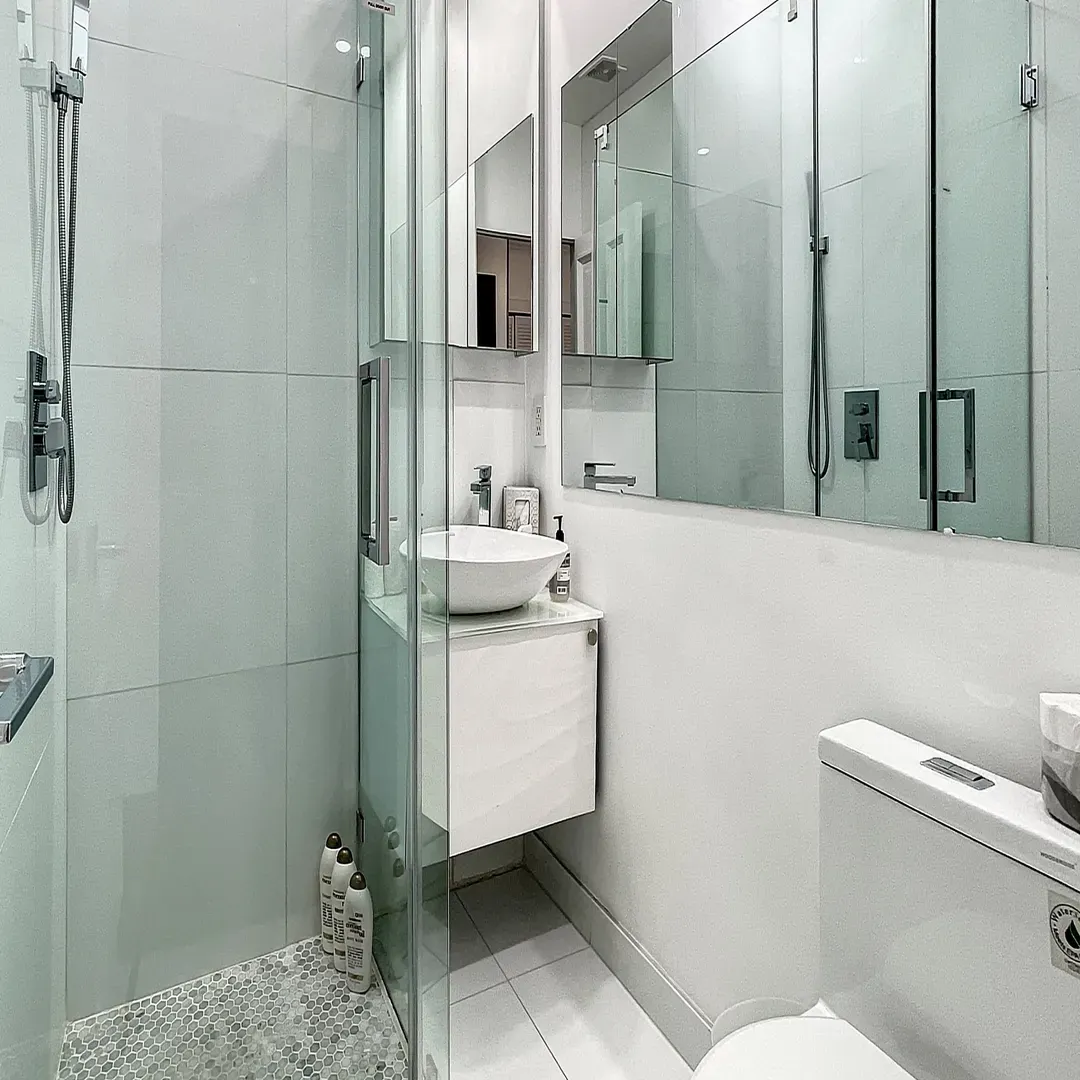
[335,39,352,53]
[697,147,711,156]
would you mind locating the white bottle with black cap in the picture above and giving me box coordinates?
[344,871,374,993]
[331,846,357,972]
[319,833,343,955]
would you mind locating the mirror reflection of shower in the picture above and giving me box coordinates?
[15,0,89,525]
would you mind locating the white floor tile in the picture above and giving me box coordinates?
[512,949,691,1080]
[449,895,507,1003]
[450,984,565,1080]
[457,869,588,980]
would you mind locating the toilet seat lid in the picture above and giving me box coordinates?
[694,1017,916,1080]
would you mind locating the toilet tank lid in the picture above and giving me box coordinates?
[694,1017,915,1080]
[819,719,1080,895]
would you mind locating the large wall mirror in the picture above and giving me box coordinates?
[448,0,538,352]
[560,0,1065,547]
[366,0,538,352]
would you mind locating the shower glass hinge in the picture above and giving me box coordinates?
[356,47,369,91]
[787,0,798,21]
[594,124,609,152]
[1020,63,1039,110]
[809,234,830,255]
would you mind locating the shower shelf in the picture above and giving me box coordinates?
[563,352,673,365]
[0,654,54,746]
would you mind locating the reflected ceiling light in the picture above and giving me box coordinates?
[335,39,352,53]
[697,147,711,156]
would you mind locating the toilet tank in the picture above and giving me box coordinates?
[818,721,1080,1080]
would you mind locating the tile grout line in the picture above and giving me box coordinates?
[453,890,571,1080]
[505,976,571,1080]
[67,652,358,703]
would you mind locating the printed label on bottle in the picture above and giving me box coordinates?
[333,894,347,945]
[321,897,334,939]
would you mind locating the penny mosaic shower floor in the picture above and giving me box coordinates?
[56,939,407,1080]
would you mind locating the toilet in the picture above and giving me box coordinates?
[693,719,1080,1079]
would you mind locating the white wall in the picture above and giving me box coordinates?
[474,120,535,237]
[536,0,1080,1038]
[63,0,361,1020]
[450,349,529,526]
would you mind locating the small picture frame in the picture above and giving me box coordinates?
[502,486,540,533]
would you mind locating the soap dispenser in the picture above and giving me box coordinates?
[549,515,571,602]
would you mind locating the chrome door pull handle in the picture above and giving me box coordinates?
[359,356,392,566]
[920,388,976,504]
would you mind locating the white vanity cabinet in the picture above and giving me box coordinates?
[366,594,602,856]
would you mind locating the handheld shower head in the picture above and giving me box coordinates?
[70,0,90,75]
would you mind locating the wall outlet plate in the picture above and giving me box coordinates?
[532,396,546,447]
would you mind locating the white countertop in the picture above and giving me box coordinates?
[366,591,603,643]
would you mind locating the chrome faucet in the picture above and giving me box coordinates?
[583,461,637,491]
[471,465,492,525]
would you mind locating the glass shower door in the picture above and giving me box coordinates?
[1,5,68,1079]
[357,2,450,1078]
[933,0,1032,540]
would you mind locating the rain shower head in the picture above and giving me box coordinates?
[584,56,620,83]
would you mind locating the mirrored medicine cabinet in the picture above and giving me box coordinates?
[559,0,1069,551]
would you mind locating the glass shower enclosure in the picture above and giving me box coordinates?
[0,1,450,1078]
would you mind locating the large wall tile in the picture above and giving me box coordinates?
[67,367,163,697]
[860,0,926,175]
[656,389,698,502]
[816,0,863,189]
[1043,0,1080,107]
[862,162,927,388]
[76,42,287,374]
[1047,368,1080,548]
[287,375,357,663]
[695,390,783,510]
[820,179,864,390]
[0,739,64,1080]
[287,89,358,376]
[90,0,287,83]
[1046,96,1080,373]
[937,117,1030,382]
[67,669,288,1020]
[688,190,782,394]
[285,655,359,944]
[68,369,286,696]
[287,0,359,100]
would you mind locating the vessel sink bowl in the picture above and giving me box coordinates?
[410,526,568,614]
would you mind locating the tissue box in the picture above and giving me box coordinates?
[1040,694,1080,834]
[503,486,540,533]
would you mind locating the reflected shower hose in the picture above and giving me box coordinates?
[55,89,80,524]
[806,244,831,486]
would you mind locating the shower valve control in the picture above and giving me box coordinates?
[844,389,879,462]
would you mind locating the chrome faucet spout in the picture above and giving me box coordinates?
[471,464,492,526]
[583,461,637,491]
